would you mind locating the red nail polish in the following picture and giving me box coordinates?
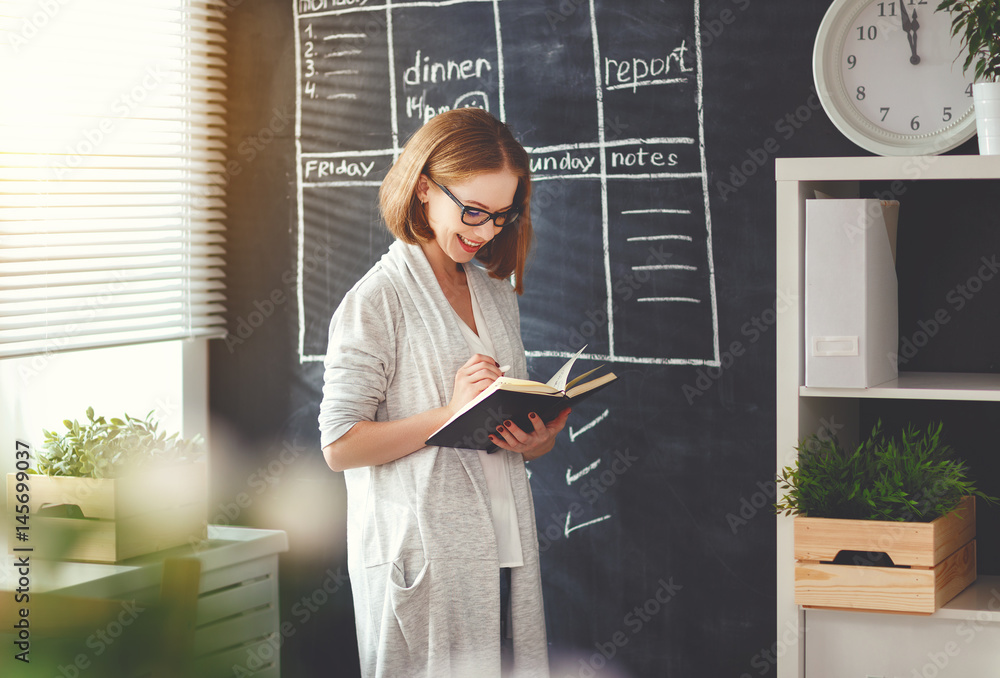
[504,420,513,427]
[497,425,504,432]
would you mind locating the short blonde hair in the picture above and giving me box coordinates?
[379,108,533,294]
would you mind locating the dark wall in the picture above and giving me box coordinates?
[212,2,986,678]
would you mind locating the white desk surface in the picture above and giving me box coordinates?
[2,525,289,595]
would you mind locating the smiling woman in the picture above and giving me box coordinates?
[318,108,566,677]
[417,170,520,284]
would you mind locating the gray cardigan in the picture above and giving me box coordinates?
[319,240,549,678]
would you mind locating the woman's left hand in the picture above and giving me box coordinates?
[488,408,571,461]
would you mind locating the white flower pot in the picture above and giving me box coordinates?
[973,81,1000,155]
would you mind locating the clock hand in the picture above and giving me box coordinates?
[906,8,920,65]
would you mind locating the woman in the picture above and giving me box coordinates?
[318,108,569,678]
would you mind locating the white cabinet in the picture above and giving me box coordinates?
[775,156,1000,678]
[1,525,289,678]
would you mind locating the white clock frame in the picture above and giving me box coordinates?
[813,0,977,156]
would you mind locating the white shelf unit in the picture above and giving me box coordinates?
[776,156,1000,678]
[1,525,289,678]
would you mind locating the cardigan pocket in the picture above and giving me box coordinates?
[372,551,431,676]
[389,548,427,591]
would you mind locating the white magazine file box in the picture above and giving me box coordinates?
[805,198,899,388]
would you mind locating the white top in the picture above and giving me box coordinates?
[452,278,524,568]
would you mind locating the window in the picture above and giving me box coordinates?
[0,0,228,359]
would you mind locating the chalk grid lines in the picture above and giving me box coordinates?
[293,0,720,368]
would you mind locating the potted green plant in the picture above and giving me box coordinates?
[936,0,1000,153]
[34,406,205,478]
[7,407,209,563]
[776,421,995,614]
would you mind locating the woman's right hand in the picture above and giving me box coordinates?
[447,354,503,417]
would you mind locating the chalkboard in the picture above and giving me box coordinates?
[295,1,717,366]
[213,0,995,675]
[290,1,763,675]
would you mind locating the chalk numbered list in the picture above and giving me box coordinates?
[294,0,719,367]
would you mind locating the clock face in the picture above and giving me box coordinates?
[815,0,977,155]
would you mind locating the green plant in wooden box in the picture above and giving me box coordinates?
[777,421,995,614]
[776,421,995,521]
[35,406,204,479]
[7,407,208,563]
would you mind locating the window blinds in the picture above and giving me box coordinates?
[0,0,228,359]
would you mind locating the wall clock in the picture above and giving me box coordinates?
[814,0,977,156]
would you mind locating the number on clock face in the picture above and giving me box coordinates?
[840,0,973,137]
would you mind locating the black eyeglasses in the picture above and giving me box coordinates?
[430,178,521,229]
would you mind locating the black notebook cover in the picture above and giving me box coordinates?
[425,379,613,452]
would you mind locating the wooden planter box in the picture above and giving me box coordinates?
[794,496,977,614]
[7,461,208,563]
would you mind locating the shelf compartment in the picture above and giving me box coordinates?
[799,371,1000,401]
[776,155,1000,182]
